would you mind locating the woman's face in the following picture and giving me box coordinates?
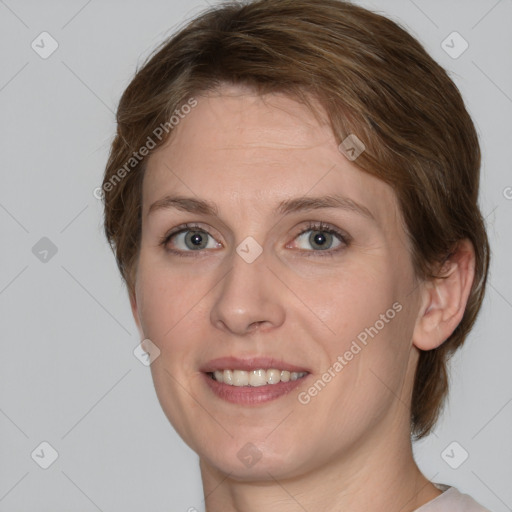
[131,85,424,480]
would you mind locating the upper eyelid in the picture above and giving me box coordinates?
[165,222,220,241]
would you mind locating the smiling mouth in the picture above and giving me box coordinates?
[207,369,309,387]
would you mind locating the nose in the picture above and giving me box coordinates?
[210,247,286,336]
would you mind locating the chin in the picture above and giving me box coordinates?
[198,440,313,481]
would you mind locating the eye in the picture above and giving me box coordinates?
[288,221,349,256]
[159,221,349,257]
[159,223,221,256]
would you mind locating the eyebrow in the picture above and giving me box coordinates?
[147,194,375,221]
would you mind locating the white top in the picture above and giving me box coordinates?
[414,483,491,511]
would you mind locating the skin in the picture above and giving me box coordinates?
[130,84,475,511]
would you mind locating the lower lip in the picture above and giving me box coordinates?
[202,372,308,405]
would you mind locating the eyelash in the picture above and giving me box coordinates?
[158,221,350,258]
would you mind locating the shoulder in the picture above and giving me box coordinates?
[414,484,492,512]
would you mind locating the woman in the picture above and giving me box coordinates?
[101,0,491,510]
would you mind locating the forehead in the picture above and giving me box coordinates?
[143,85,402,232]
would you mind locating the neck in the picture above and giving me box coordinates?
[199,410,441,512]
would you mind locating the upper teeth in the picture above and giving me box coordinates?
[212,369,307,387]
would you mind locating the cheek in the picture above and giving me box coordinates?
[135,259,200,349]
[295,257,412,395]
[310,312,411,426]
[290,257,397,344]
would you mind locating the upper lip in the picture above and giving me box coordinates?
[200,356,310,373]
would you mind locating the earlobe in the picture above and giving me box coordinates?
[412,239,476,351]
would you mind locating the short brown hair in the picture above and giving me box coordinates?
[102,0,490,439]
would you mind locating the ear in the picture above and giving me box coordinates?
[129,290,144,339]
[413,239,476,351]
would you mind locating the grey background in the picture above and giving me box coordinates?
[0,0,511,510]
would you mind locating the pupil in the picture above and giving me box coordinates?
[311,231,331,250]
[315,233,325,245]
[189,232,204,248]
